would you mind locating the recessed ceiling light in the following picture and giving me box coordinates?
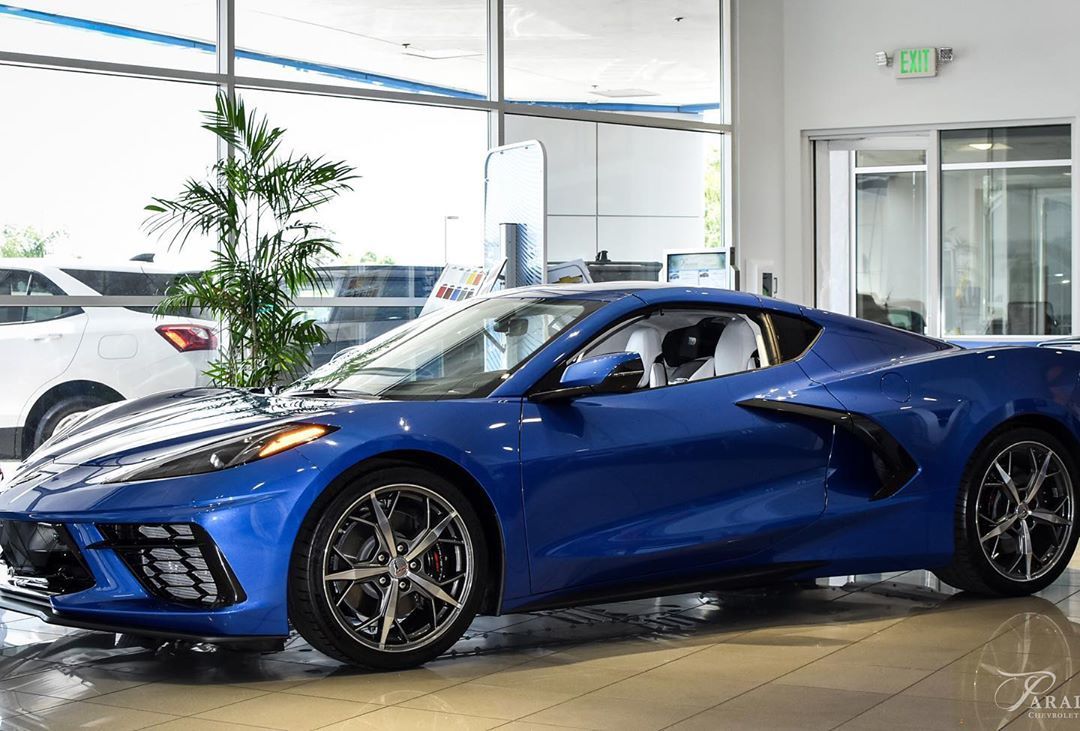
[967,142,1012,151]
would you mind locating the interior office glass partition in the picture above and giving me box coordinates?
[941,125,1072,336]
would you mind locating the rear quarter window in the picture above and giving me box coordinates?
[770,312,822,362]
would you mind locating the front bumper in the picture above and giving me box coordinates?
[0,448,328,642]
[0,571,281,649]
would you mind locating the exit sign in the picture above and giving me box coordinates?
[895,47,938,78]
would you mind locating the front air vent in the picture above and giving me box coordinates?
[96,523,245,608]
[0,521,94,594]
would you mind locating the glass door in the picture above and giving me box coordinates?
[814,136,931,333]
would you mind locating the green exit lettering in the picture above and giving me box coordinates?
[895,47,938,78]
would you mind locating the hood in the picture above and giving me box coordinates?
[19,388,351,471]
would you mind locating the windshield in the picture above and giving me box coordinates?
[285,296,603,400]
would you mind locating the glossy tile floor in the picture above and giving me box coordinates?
[2,563,1080,730]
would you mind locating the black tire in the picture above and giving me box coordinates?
[935,427,1079,596]
[289,466,488,670]
[31,394,109,451]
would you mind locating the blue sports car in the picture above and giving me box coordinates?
[0,283,1077,670]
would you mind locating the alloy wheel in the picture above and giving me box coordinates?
[320,484,474,652]
[976,441,1075,582]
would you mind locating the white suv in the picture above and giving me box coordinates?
[0,259,217,460]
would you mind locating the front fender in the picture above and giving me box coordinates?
[294,397,529,604]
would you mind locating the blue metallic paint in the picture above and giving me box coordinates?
[2,283,1080,640]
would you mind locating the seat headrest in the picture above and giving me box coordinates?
[714,317,759,376]
[662,317,725,367]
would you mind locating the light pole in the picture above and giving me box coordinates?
[442,215,459,266]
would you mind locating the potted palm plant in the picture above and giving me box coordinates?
[145,92,356,388]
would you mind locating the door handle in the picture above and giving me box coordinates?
[28,333,62,342]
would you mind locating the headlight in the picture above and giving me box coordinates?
[105,423,337,483]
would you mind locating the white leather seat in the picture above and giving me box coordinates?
[713,317,759,376]
[624,326,666,388]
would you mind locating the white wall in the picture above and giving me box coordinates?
[505,115,707,264]
[734,0,1080,305]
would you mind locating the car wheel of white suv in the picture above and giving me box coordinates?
[31,394,108,451]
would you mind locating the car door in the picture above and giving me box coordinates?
[0,269,87,448]
[518,306,833,595]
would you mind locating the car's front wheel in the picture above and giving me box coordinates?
[936,427,1078,596]
[289,466,487,669]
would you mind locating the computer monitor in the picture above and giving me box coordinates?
[664,249,733,289]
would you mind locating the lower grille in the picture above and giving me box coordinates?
[0,520,95,594]
[97,523,245,608]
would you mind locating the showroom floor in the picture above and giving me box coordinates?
[0,562,1079,731]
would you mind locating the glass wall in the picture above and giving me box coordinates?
[941,125,1072,336]
[816,125,1072,339]
[234,1,488,97]
[503,0,722,119]
[506,115,722,263]
[0,0,729,463]
[0,1,215,70]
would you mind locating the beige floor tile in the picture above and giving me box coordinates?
[498,722,591,731]
[523,693,703,731]
[819,639,968,671]
[668,683,889,731]
[0,689,69,716]
[902,665,1010,703]
[652,642,835,682]
[589,663,760,707]
[401,681,573,721]
[5,700,178,730]
[777,659,931,694]
[478,659,634,695]
[836,694,1007,730]
[319,705,504,730]
[195,692,378,731]
[149,719,281,731]
[539,639,703,672]
[90,681,268,716]
[0,667,146,701]
[283,667,465,705]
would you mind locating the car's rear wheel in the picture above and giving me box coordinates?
[289,466,486,669]
[936,427,1078,596]
[31,394,109,451]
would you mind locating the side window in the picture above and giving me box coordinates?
[770,312,822,363]
[578,308,772,390]
[24,273,79,323]
[0,269,30,324]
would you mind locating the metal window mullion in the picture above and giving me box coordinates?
[216,0,235,105]
[487,0,504,148]
[1072,123,1079,336]
[941,159,1072,171]
[927,129,942,338]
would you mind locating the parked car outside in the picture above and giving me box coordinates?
[299,265,441,367]
[0,259,217,461]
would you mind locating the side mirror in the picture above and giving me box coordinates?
[531,351,645,402]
